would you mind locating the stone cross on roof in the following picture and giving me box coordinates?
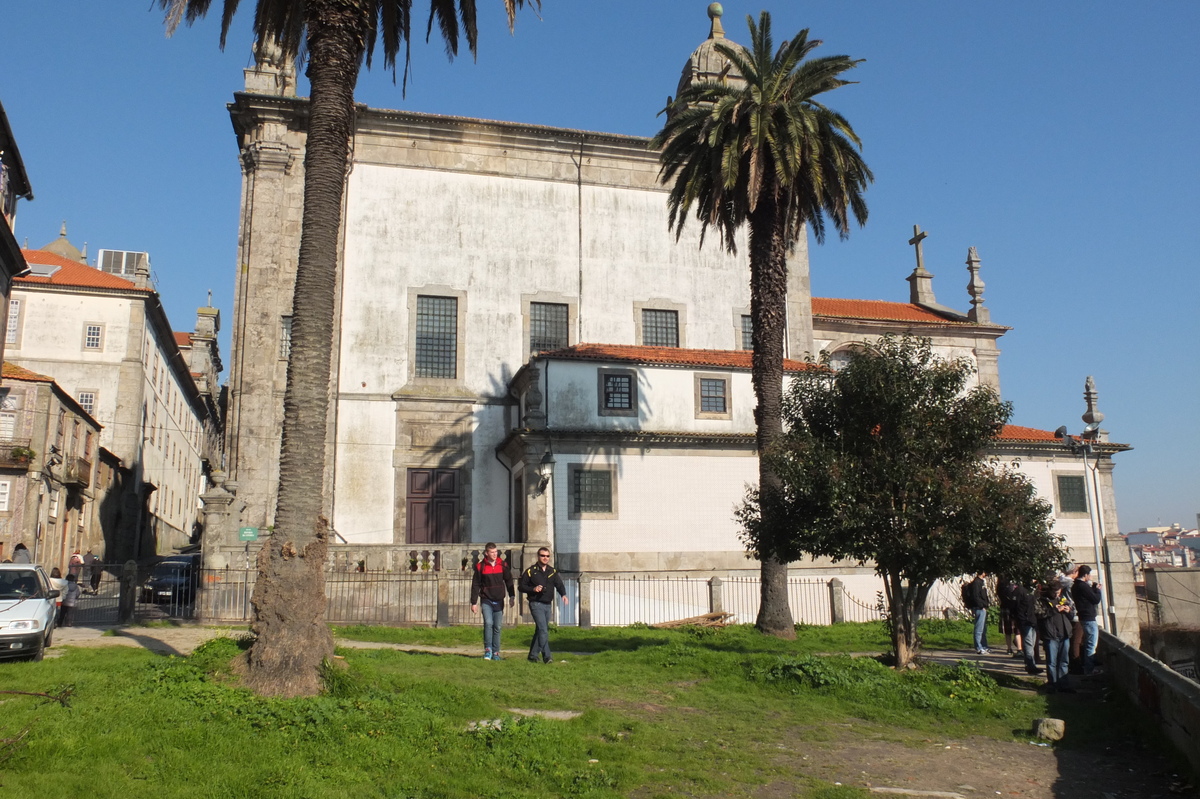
[908,224,930,275]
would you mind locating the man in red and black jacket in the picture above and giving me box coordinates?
[470,543,515,660]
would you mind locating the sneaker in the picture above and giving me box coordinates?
[528,657,540,663]
[483,648,493,660]
[977,648,991,655]
[491,654,502,661]
[543,658,554,664]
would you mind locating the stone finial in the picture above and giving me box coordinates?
[708,3,725,39]
[965,246,990,323]
[244,36,297,96]
[1082,375,1104,429]
[906,224,937,305]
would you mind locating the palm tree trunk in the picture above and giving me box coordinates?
[243,0,370,698]
[749,198,795,639]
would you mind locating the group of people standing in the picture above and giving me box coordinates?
[963,565,1104,693]
[469,543,569,663]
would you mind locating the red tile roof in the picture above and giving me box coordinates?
[812,298,961,324]
[996,425,1060,442]
[18,250,148,292]
[2,361,54,383]
[542,343,819,372]
[174,332,192,347]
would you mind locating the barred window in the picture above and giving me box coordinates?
[84,324,102,349]
[78,392,96,416]
[699,378,727,413]
[279,316,292,360]
[641,309,679,348]
[529,302,569,355]
[572,469,612,515]
[604,374,632,410]
[415,295,458,379]
[740,314,753,351]
[1056,475,1088,514]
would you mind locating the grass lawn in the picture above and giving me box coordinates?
[0,620,1147,798]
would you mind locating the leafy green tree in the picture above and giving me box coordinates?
[740,335,1063,666]
[159,0,537,696]
[652,11,872,637]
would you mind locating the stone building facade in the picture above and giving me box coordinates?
[216,14,1133,639]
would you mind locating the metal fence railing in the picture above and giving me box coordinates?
[722,577,835,625]
[589,575,710,626]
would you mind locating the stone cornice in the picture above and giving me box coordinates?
[814,315,1011,338]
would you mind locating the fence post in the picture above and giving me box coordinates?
[436,570,450,627]
[828,578,845,624]
[118,560,138,624]
[709,576,723,615]
[578,573,592,630]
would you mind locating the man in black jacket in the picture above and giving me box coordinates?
[1072,565,1103,675]
[964,572,991,654]
[518,547,569,664]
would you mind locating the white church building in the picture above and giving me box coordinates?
[211,9,1134,638]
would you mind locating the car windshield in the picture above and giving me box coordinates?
[0,571,43,600]
[152,561,192,577]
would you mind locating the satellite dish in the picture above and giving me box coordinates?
[1054,426,1068,439]
[1083,422,1101,434]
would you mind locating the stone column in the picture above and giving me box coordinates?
[578,573,592,630]
[828,578,846,624]
[709,576,724,615]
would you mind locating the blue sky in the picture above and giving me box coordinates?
[2,1,1196,530]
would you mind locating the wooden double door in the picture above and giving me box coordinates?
[405,468,460,544]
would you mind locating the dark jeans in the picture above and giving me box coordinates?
[1021,625,1038,671]
[1081,620,1099,674]
[480,600,504,655]
[528,601,553,662]
[1044,637,1070,688]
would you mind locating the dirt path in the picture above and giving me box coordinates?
[44,628,1197,797]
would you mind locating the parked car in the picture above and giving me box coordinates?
[139,555,200,605]
[0,563,59,662]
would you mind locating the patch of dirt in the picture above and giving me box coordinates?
[773,722,1191,798]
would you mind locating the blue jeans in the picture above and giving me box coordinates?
[1081,619,1099,674]
[480,599,504,655]
[1045,637,1070,688]
[973,608,989,651]
[528,601,553,662]
[1021,625,1038,672]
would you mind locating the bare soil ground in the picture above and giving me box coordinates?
[45,628,1198,798]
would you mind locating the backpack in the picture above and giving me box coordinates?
[960,580,973,609]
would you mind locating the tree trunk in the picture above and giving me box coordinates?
[749,197,795,639]
[887,572,927,669]
[243,0,370,698]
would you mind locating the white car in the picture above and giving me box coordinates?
[0,563,59,662]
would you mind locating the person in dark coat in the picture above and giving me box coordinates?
[1037,582,1076,692]
[1071,565,1103,675]
[518,547,569,664]
[1013,582,1039,675]
[963,572,991,654]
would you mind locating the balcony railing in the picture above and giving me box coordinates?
[63,456,92,488]
[0,438,34,469]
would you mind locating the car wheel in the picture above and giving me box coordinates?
[29,642,44,662]
[43,627,53,648]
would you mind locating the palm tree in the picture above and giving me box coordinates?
[159,0,537,696]
[652,11,872,638]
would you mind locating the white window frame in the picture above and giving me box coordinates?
[78,390,97,416]
[5,298,21,347]
[82,323,105,350]
[0,480,10,512]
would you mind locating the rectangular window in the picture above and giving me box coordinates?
[0,412,14,440]
[572,468,612,515]
[414,295,458,379]
[83,324,103,349]
[1056,475,1088,514]
[48,490,59,519]
[5,299,19,345]
[741,314,753,351]
[279,315,293,359]
[529,302,569,355]
[700,378,727,413]
[78,391,96,415]
[641,309,679,348]
[0,481,9,512]
[598,369,637,417]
